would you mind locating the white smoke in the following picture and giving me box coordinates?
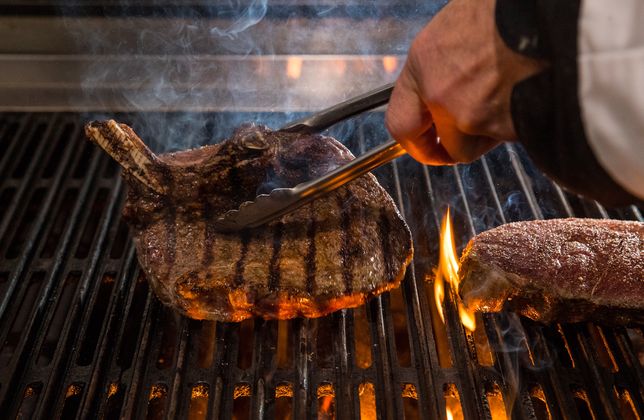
[62,0,441,151]
[209,0,267,39]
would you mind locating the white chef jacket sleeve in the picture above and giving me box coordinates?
[578,0,644,199]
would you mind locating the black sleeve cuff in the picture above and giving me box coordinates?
[496,0,642,207]
[495,0,547,59]
[511,72,641,207]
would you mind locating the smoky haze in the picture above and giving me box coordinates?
[65,5,547,415]
[59,0,442,151]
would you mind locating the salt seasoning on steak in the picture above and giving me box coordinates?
[85,120,413,322]
[458,218,643,325]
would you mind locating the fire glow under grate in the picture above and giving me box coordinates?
[0,112,642,419]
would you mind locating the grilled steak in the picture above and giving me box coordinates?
[458,218,644,325]
[85,120,413,322]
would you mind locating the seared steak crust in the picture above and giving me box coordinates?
[85,120,413,321]
[458,218,643,325]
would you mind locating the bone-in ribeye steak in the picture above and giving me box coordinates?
[85,120,413,321]
[458,218,643,325]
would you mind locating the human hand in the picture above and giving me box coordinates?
[385,0,546,165]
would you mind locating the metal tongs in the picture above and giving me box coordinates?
[213,83,405,232]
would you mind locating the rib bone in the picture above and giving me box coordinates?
[85,120,166,194]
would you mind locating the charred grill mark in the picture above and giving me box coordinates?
[305,206,317,295]
[161,170,176,276]
[379,210,392,278]
[228,165,243,198]
[268,222,284,292]
[163,200,176,274]
[338,193,353,294]
[200,187,215,268]
[233,231,251,287]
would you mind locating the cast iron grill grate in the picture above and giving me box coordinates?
[0,112,642,419]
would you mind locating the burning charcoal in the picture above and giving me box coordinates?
[85,120,413,321]
[458,218,644,325]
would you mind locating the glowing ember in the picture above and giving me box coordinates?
[148,384,166,401]
[107,383,119,399]
[359,382,377,420]
[435,208,476,332]
[66,384,82,398]
[191,384,209,400]
[445,383,465,420]
[286,56,303,79]
[233,384,251,399]
[317,384,335,418]
[382,56,398,74]
[487,387,509,420]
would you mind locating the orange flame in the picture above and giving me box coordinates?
[434,268,445,323]
[446,407,454,420]
[445,384,465,420]
[382,56,398,74]
[459,304,476,332]
[439,208,459,290]
[286,56,303,79]
[435,208,476,332]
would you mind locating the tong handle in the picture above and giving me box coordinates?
[279,83,394,134]
[293,139,405,199]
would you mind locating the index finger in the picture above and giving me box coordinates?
[385,69,453,164]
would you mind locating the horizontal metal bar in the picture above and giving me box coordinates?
[0,55,403,112]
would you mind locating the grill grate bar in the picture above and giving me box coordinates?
[34,164,124,417]
[402,161,459,416]
[120,282,157,419]
[0,117,57,249]
[0,118,90,406]
[380,159,434,417]
[249,319,278,418]
[495,143,644,419]
[423,164,490,419]
[389,158,442,419]
[0,114,30,179]
[166,318,191,418]
[130,306,181,418]
[292,318,312,418]
[454,152,544,419]
[368,295,401,419]
[482,145,589,419]
[540,166,644,417]
[0,112,641,419]
[78,243,138,418]
[331,311,353,420]
[207,323,234,419]
[356,128,409,419]
[571,325,622,419]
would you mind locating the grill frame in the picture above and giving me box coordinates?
[0,112,642,419]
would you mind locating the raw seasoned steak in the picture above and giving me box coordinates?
[458,218,643,325]
[85,120,413,322]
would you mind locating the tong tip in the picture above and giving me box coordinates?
[212,188,297,233]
